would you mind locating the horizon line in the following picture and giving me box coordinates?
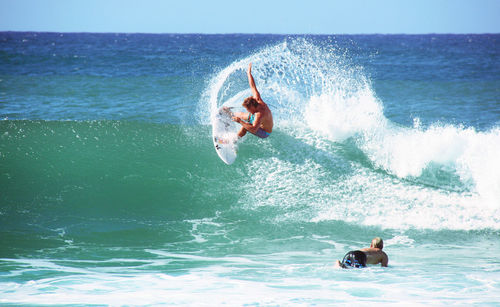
[1,30,499,36]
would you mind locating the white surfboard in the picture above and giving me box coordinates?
[212,106,240,164]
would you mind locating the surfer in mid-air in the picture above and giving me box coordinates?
[229,63,273,139]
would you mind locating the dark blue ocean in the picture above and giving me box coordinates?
[1,32,499,305]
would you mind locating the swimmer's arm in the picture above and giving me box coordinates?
[247,63,262,102]
[335,260,347,269]
[381,252,389,267]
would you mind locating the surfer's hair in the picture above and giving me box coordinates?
[243,97,259,108]
[372,237,383,249]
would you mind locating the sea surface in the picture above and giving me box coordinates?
[1,32,499,306]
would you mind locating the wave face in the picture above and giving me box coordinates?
[1,33,500,305]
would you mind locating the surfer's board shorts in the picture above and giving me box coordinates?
[248,113,271,139]
[341,250,367,268]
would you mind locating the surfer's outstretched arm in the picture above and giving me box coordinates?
[247,63,262,102]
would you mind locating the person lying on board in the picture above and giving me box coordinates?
[229,63,273,139]
[335,237,389,268]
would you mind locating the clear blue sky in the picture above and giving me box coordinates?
[1,0,499,34]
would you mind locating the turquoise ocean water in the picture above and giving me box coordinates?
[1,32,500,305]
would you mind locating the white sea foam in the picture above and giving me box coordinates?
[304,90,385,142]
[243,154,499,230]
[302,88,500,210]
[1,255,498,306]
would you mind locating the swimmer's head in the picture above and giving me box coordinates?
[371,237,383,249]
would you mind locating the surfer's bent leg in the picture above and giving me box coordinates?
[238,127,247,138]
[252,128,270,138]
